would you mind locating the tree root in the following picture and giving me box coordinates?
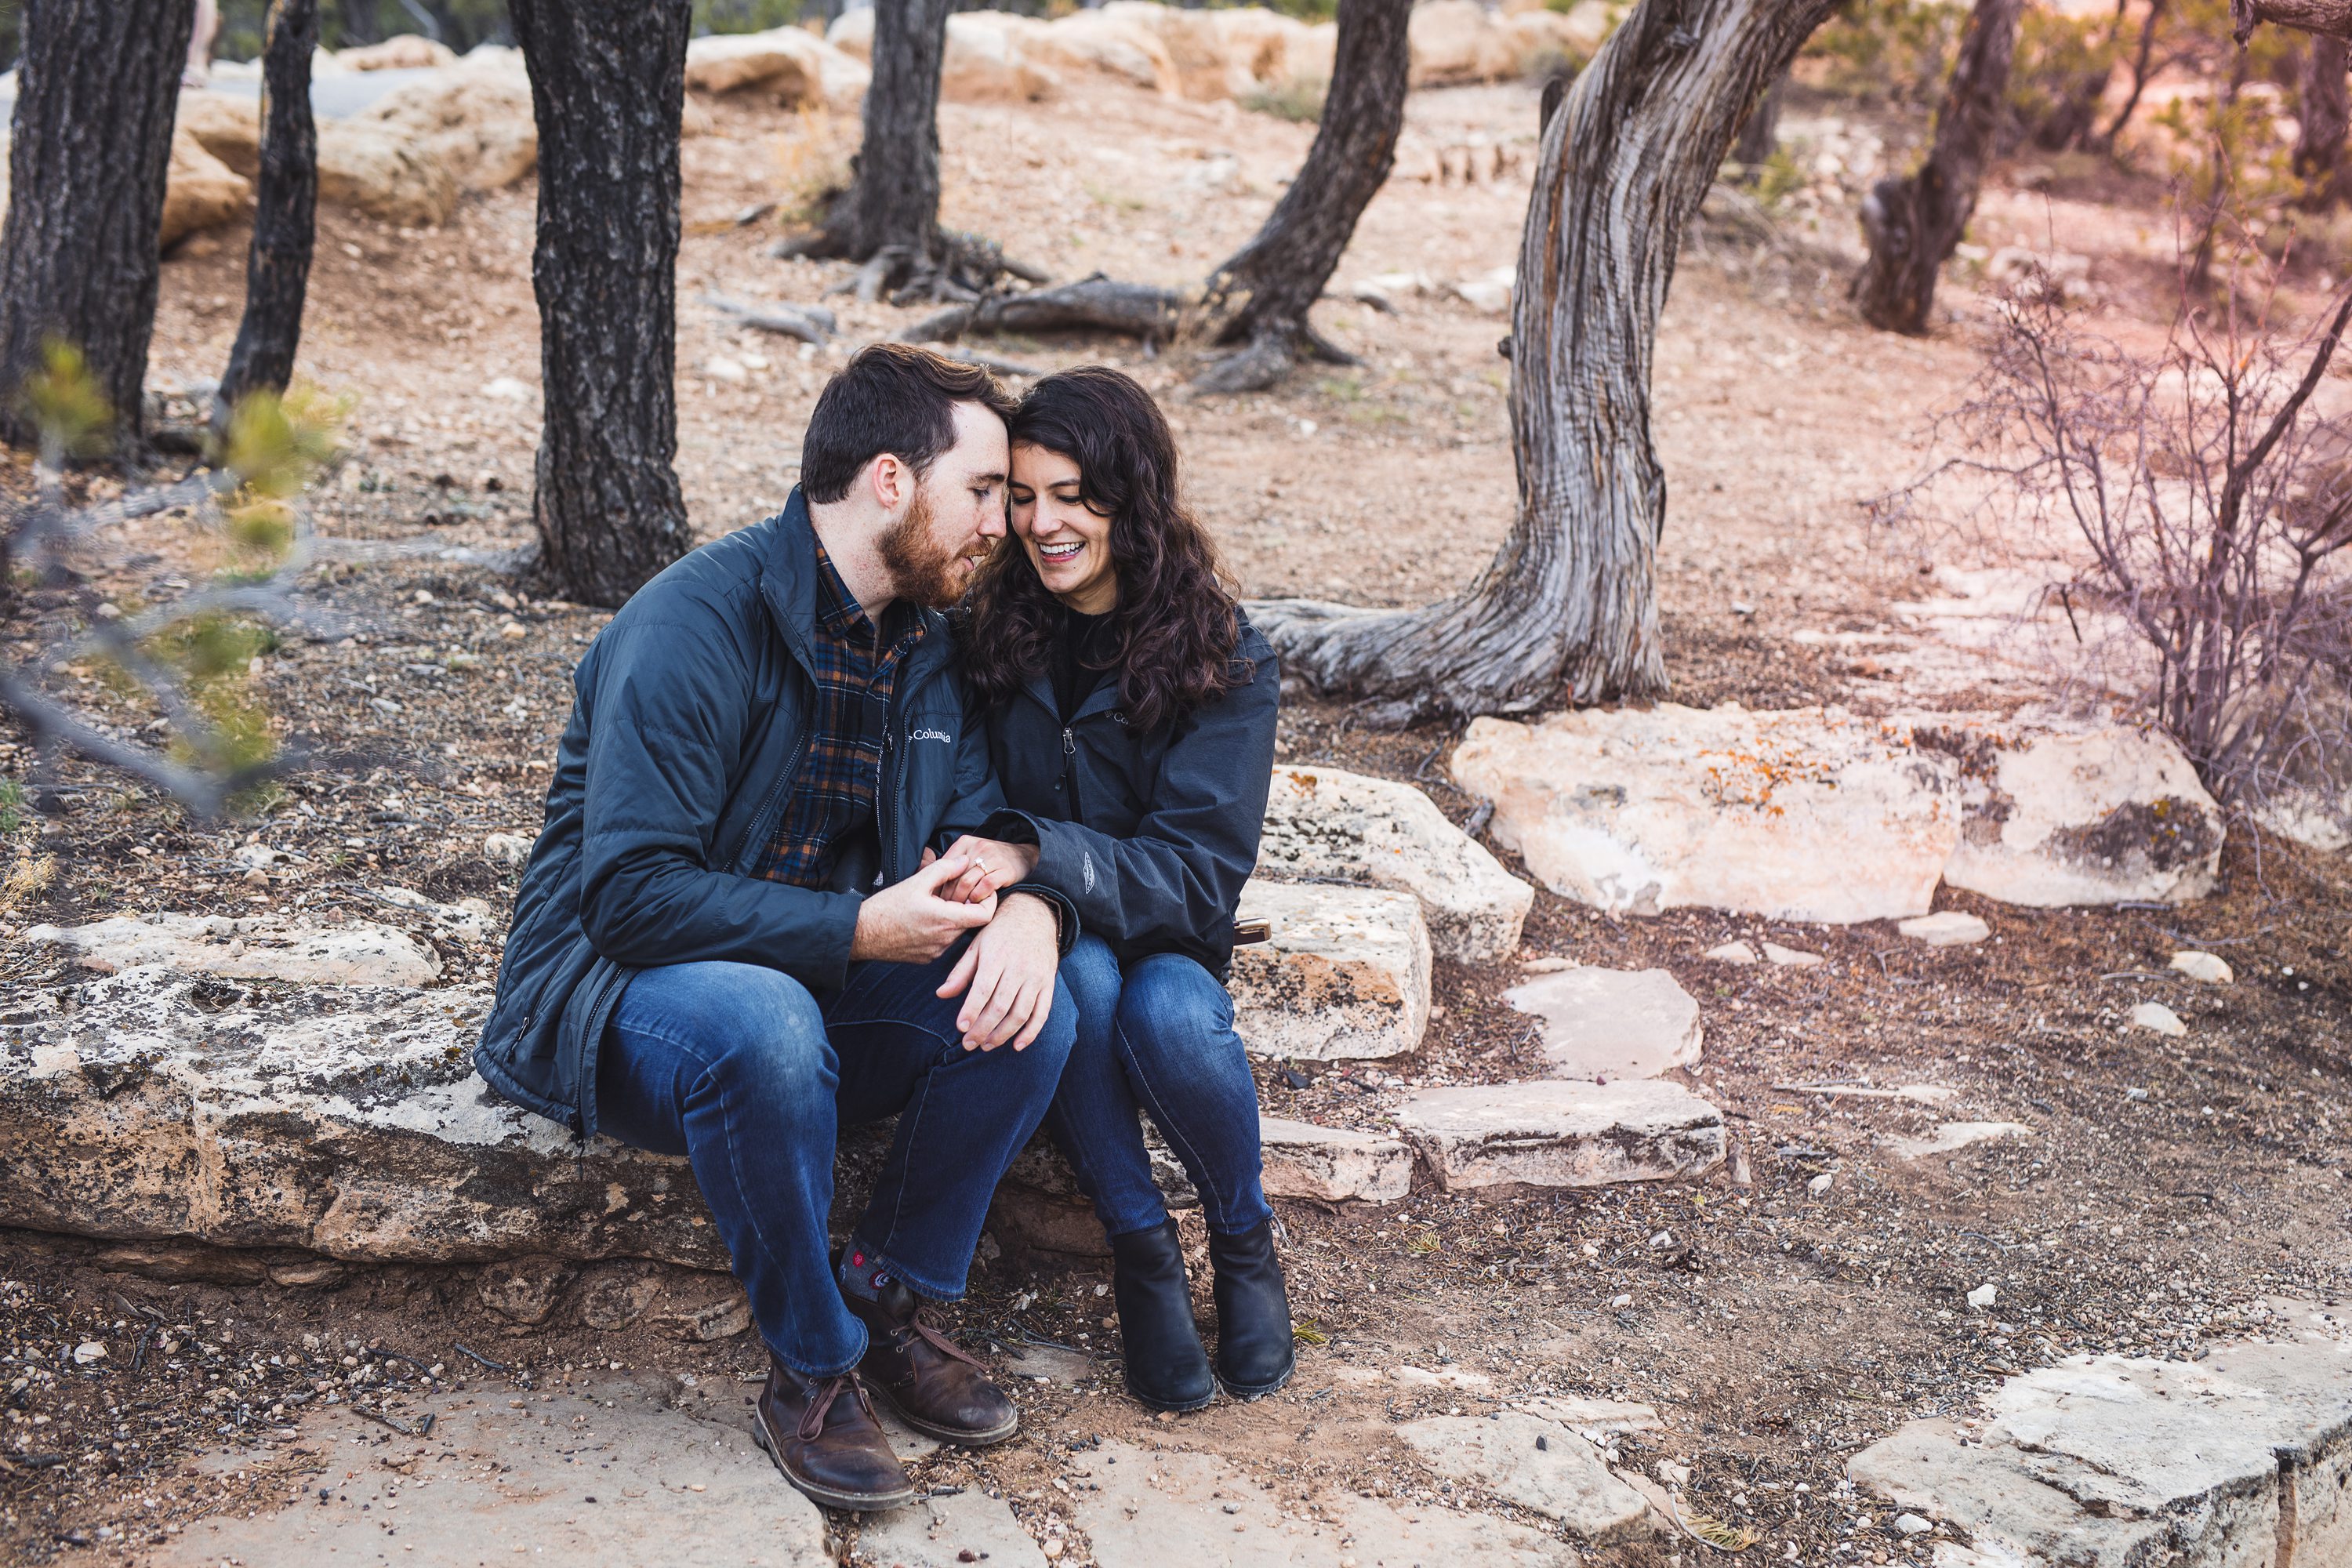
[779,227,1052,307]
[903,273,1187,345]
[701,293,837,346]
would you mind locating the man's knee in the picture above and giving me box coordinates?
[648,961,833,1105]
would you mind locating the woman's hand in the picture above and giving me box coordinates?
[930,834,1040,905]
[935,891,1060,1051]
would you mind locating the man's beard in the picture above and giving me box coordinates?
[877,488,967,611]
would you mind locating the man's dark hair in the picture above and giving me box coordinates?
[800,343,1016,504]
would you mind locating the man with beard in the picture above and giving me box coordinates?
[478,346,1074,1512]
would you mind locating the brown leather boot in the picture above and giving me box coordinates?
[842,1276,1019,1446]
[749,1354,915,1512]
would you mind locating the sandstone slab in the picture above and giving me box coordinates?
[1504,966,1702,1081]
[1397,1412,1652,1540]
[24,911,441,985]
[1258,1115,1414,1202]
[1850,1329,2352,1568]
[161,125,251,248]
[1073,1439,1577,1567]
[0,967,724,1268]
[351,56,540,193]
[1392,1080,1725,1192]
[1451,705,1960,924]
[829,9,1059,101]
[150,1376,830,1568]
[1257,764,1534,963]
[859,1490,1048,1568]
[1229,880,1431,1061]
[1916,714,2226,906]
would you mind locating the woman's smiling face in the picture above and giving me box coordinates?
[1008,442,1119,615]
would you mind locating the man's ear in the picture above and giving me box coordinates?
[867,452,909,513]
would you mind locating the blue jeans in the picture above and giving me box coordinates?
[595,946,1076,1377]
[1044,934,1272,1240]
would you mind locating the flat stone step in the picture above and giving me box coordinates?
[1849,1313,2352,1568]
[1504,965,1702,1080]
[1258,1115,1414,1203]
[1229,880,1432,1061]
[1392,1080,1726,1192]
[1396,1411,1653,1541]
[1257,763,1534,963]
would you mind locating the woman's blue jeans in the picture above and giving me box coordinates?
[1043,934,1272,1241]
[594,946,1076,1378]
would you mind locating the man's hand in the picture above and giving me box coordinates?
[851,855,997,964]
[935,891,1060,1051]
[927,834,1040,905]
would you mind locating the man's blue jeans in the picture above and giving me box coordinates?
[595,946,1076,1377]
[1044,934,1272,1241]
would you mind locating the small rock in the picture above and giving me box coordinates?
[478,1257,579,1325]
[267,1259,349,1289]
[1897,911,1990,946]
[1893,1513,1933,1536]
[1520,955,1573,973]
[1646,1229,1675,1249]
[1506,966,1703,1082]
[2129,1001,2187,1036]
[1704,940,1759,964]
[482,376,533,402]
[704,356,749,384]
[1966,1283,1997,1311]
[678,1295,753,1342]
[1808,1172,1835,1196]
[1760,942,1824,968]
[1656,1460,1691,1486]
[1886,1121,2034,1160]
[484,832,532,866]
[2169,949,2233,985]
[72,1341,107,1365]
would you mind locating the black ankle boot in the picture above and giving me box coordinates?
[1109,1219,1214,1413]
[1208,1219,1294,1399]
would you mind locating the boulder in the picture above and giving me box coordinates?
[686,27,869,113]
[352,56,539,192]
[1408,0,1522,86]
[1504,966,1702,1081]
[1031,10,1180,93]
[1913,715,2225,907]
[0,967,726,1268]
[1451,704,1961,924]
[1850,1331,2352,1568]
[317,118,460,225]
[1258,1116,1414,1202]
[24,912,441,986]
[160,126,252,249]
[337,34,457,71]
[828,10,1059,102]
[1256,764,1533,964]
[1213,8,1331,93]
[1228,880,1432,1061]
[1392,1080,1725,1192]
[1100,2,1237,99]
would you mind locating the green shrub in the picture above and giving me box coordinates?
[1242,76,1327,124]
[1802,0,1965,105]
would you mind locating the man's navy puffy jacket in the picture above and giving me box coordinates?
[476,492,1068,1137]
[982,612,1278,980]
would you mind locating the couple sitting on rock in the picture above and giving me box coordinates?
[474,345,1291,1511]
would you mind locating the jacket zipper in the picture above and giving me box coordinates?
[1060,725,1082,820]
[880,720,902,876]
[727,728,808,875]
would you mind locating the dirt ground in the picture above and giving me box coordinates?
[3,71,2350,1568]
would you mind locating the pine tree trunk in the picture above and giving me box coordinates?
[1193,0,1413,394]
[510,0,694,608]
[2297,34,2350,207]
[217,0,318,422]
[1733,77,1783,167]
[825,0,952,260]
[1251,0,1847,720]
[0,0,198,452]
[1853,0,2024,335]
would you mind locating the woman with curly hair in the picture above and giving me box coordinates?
[958,365,1291,1411]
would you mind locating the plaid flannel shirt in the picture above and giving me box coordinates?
[751,536,925,889]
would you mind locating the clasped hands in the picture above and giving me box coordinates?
[847,834,1056,1053]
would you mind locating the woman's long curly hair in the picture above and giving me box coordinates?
[963,366,1245,734]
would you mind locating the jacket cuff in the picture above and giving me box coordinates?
[1007,881,1079,955]
[980,808,1042,847]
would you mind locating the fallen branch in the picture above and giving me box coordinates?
[904,274,1187,346]
[700,293,837,347]
[932,346,1046,378]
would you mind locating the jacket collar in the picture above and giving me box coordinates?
[758,487,953,690]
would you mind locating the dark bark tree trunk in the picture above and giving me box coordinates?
[2296,34,2350,207]
[1251,0,1848,719]
[0,0,198,452]
[817,0,952,260]
[510,0,694,608]
[1192,0,1414,394]
[2097,0,2167,150]
[216,0,319,424]
[1733,76,1784,167]
[1853,0,2025,335]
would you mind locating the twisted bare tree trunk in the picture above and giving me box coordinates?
[2296,34,2350,207]
[0,0,197,451]
[217,0,319,423]
[1251,0,1846,720]
[1193,0,1414,394]
[1853,0,2024,334]
[823,0,952,261]
[511,0,695,607]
